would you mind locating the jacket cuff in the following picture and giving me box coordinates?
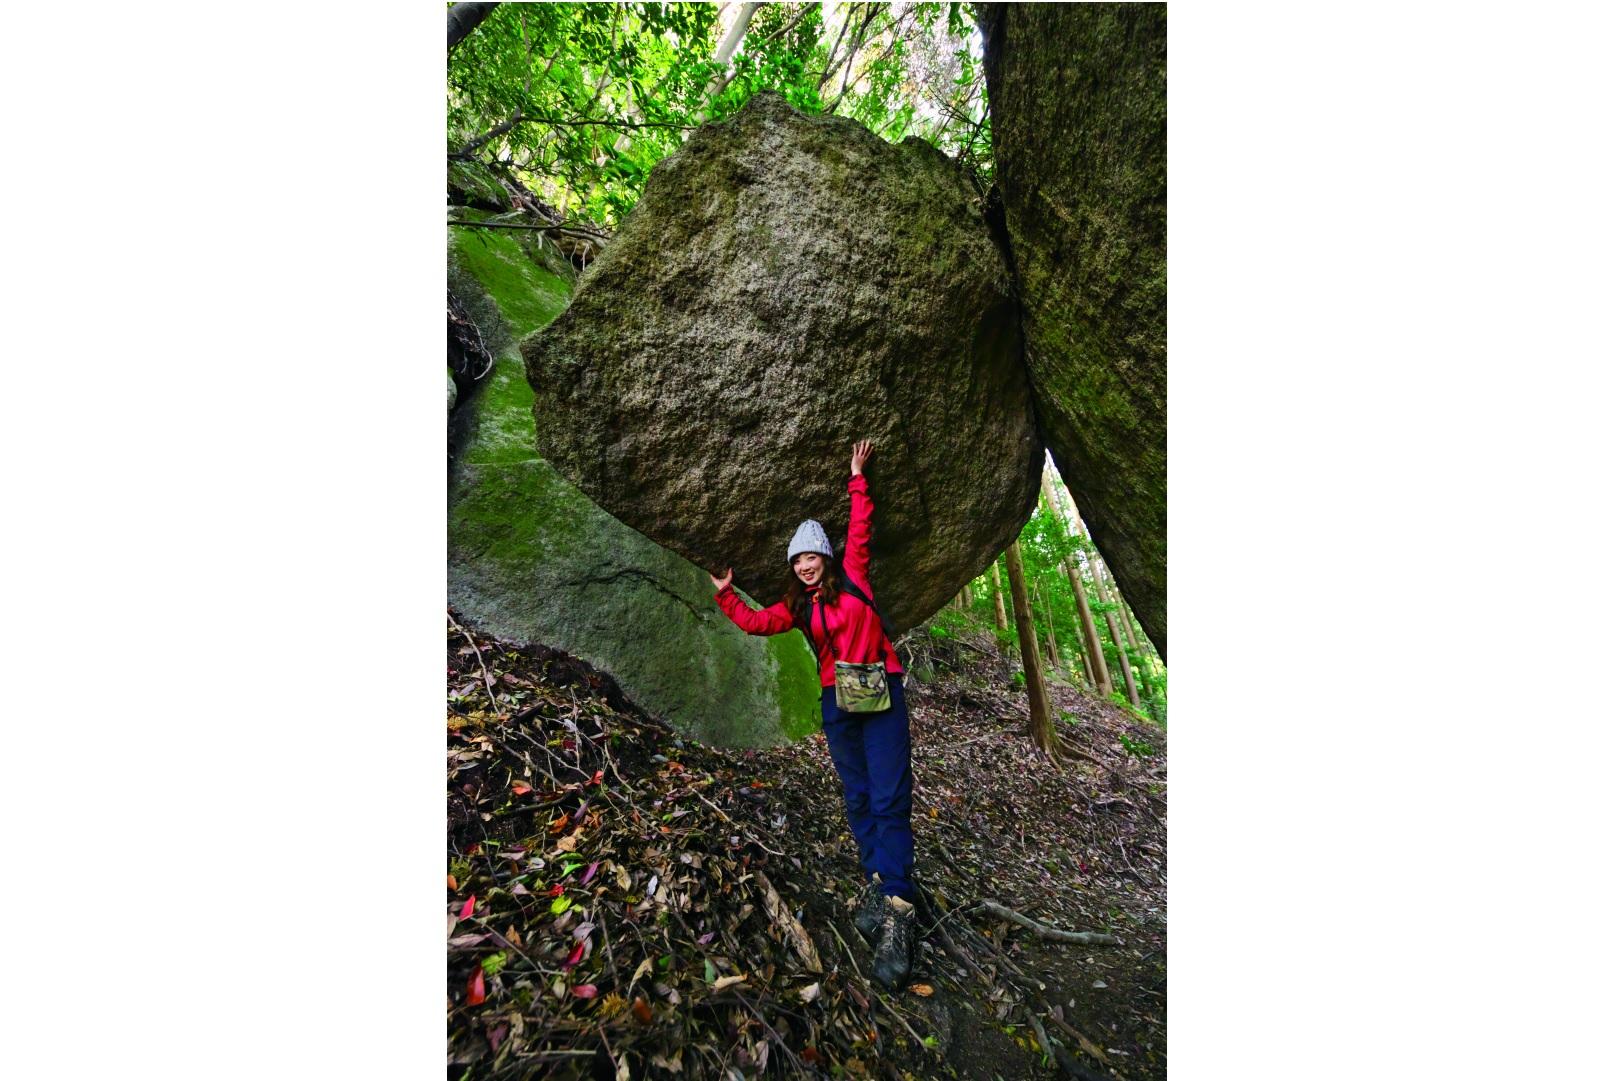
[847,473,868,491]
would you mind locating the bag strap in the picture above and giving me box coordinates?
[840,578,897,665]
[797,579,897,668]
[819,597,838,661]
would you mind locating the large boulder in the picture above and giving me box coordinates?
[448,214,821,746]
[978,4,1168,656]
[522,90,1041,632]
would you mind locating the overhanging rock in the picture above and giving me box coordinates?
[523,91,1041,631]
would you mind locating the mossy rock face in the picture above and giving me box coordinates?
[521,90,1041,633]
[448,218,821,746]
[979,4,1167,656]
[448,160,510,210]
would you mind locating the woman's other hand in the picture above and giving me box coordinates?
[850,438,873,477]
[709,567,734,591]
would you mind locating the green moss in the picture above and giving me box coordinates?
[449,225,573,338]
[764,629,821,741]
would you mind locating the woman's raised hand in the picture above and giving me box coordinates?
[850,438,873,476]
[709,567,734,591]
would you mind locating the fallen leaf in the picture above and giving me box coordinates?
[909,983,934,997]
[631,996,653,1024]
[589,769,604,785]
[631,957,653,983]
[511,782,532,796]
[712,974,748,991]
[570,984,598,999]
[447,874,458,890]
[565,942,585,967]
[465,967,485,1005]
[458,895,476,921]
[797,982,821,1003]
[581,860,600,885]
[547,883,565,898]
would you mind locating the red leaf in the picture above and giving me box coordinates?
[580,860,600,885]
[466,968,486,1005]
[631,996,653,1024]
[565,942,585,967]
[511,782,532,796]
[547,883,565,898]
[589,769,604,786]
[459,895,476,921]
[570,984,597,999]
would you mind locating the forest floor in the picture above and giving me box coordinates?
[448,613,1166,1081]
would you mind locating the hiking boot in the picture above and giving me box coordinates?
[872,895,917,990]
[854,874,887,943]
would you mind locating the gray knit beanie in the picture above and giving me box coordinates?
[787,519,834,562]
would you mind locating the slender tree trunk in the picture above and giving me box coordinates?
[990,559,1008,635]
[448,3,500,52]
[1043,469,1110,696]
[1070,606,1095,691]
[1103,566,1142,653]
[1039,581,1060,668]
[703,2,762,100]
[1086,554,1139,707]
[1004,540,1057,757]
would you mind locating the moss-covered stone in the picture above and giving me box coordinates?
[979,4,1167,656]
[448,159,510,210]
[448,220,821,746]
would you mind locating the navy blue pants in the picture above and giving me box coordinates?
[820,674,915,900]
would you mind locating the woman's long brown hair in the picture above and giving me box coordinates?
[782,556,843,632]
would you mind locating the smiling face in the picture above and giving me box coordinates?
[792,552,827,588]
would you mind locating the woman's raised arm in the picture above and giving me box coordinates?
[844,440,875,591]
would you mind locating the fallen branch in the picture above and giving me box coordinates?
[448,612,501,713]
[980,900,1121,946]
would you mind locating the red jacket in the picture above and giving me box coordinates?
[715,473,905,688]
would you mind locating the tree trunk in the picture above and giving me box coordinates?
[448,3,500,52]
[1086,554,1138,707]
[1044,468,1110,696]
[1109,609,1141,708]
[1103,566,1142,652]
[990,559,1009,635]
[703,2,762,100]
[1004,540,1057,757]
[1039,581,1060,668]
[1069,605,1095,691]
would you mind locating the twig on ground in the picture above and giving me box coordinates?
[692,790,786,856]
[449,613,501,713]
[980,900,1122,946]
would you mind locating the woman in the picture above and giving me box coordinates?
[708,439,918,989]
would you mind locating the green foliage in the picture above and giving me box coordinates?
[1119,732,1155,758]
[448,2,991,228]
